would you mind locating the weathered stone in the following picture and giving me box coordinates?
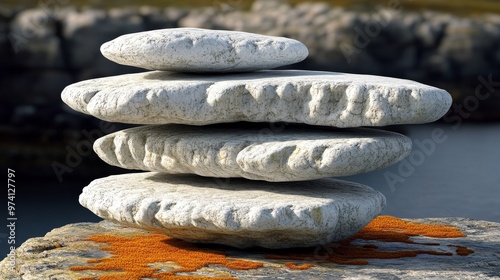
[94,124,412,181]
[79,172,386,249]
[1,218,499,279]
[100,27,308,72]
[61,70,452,127]
[9,8,64,68]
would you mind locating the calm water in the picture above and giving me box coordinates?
[1,122,499,258]
[346,122,500,222]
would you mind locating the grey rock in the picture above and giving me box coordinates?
[108,7,142,21]
[9,8,64,68]
[1,218,499,279]
[79,172,386,249]
[175,4,500,84]
[439,20,494,78]
[94,124,412,181]
[61,69,452,127]
[251,0,290,13]
[9,8,56,38]
[2,4,498,99]
[139,7,187,30]
[177,8,219,30]
[296,2,331,18]
[415,20,445,48]
[100,28,309,72]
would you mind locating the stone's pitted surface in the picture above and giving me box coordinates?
[100,28,308,72]
[94,124,412,181]
[2,218,500,279]
[61,70,453,127]
[79,172,386,249]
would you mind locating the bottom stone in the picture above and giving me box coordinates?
[79,172,386,249]
[1,218,498,280]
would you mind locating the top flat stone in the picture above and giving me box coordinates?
[61,70,452,127]
[100,28,309,72]
[3,218,499,279]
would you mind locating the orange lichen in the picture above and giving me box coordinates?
[352,215,467,243]
[70,233,262,280]
[449,245,475,256]
[72,216,474,279]
[284,262,314,270]
[224,259,263,270]
[265,215,472,266]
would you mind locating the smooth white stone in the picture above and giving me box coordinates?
[94,124,412,181]
[100,28,308,72]
[79,172,386,249]
[61,70,452,127]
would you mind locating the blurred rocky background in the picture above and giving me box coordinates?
[1,0,500,178]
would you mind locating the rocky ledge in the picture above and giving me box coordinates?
[1,217,499,279]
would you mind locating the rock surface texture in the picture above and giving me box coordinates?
[100,27,309,72]
[94,124,412,181]
[79,172,386,248]
[61,70,452,127]
[57,28,454,256]
[1,218,499,279]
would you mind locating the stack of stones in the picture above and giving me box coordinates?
[61,28,452,249]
